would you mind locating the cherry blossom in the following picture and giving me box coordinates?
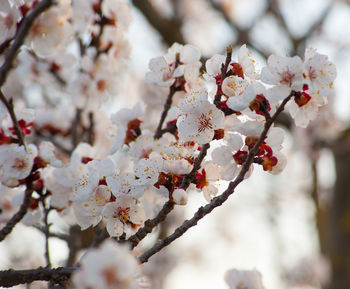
[177,89,225,144]
[71,158,115,202]
[0,1,21,43]
[226,82,273,117]
[106,172,145,199]
[237,44,257,79]
[261,54,304,96]
[38,141,62,167]
[172,188,188,205]
[0,144,37,187]
[304,47,337,91]
[102,194,145,237]
[73,185,111,230]
[26,0,73,57]
[72,240,143,289]
[146,43,201,87]
[203,54,226,82]
[211,133,244,181]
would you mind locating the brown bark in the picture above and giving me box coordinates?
[328,131,350,289]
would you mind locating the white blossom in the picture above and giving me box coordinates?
[73,185,111,230]
[304,47,337,91]
[177,89,225,144]
[261,54,304,97]
[0,144,37,187]
[0,1,21,43]
[172,188,188,205]
[72,240,143,289]
[146,43,201,87]
[102,194,145,237]
[225,269,266,289]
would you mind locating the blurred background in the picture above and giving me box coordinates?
[2,0,350,289]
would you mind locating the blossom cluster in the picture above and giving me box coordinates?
[0,42,336,236]
[0,0,337,288]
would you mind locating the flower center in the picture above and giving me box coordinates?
[197,113,213,133]
[308,67,317,81]
[115,207,130,223]
[280,70,294,85]
[13,159,25,169]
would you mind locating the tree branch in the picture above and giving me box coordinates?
[0,90,25,146]
[71,108,82,149]
[139,92,295,263]
[0,267,75,287]
[0,183,33,242]
[86,111,95,145]
[0,0,54,87]
[214,46,232,107]
[0,38,13,56]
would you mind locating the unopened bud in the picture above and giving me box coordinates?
[172,188,188,205]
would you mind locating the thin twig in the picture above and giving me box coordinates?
[0,267,75,288]
[0,183,33,242]
[86,111,95,145]
[139,92,295,263]
[154,85,178,139]
[0,0,54,87]
[0,90,25,146]
[214,46,232,107]
[42,204,52,268]
[71,108,82,149]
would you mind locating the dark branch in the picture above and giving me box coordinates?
[0,90,25,146]
[0,267,75,287]
[71,108,83,149]
[86,111,95,145]
[214,46,232,108]
[0,38,13,56]
[0,183,33,242]
[139,92,295,263]
[127,200,175,249]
